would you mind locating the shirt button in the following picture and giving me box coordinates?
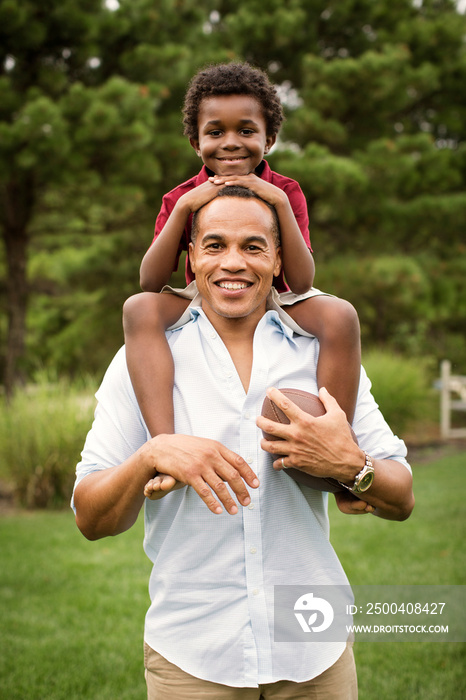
[252,588,260,596]
[210,331,217,339]
[248,503,255,510]
[244,411,251,420]
[250,546,257,554]
[246,456,254,464]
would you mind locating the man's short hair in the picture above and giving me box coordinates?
[191,186,281,248]
[183,62,284,140]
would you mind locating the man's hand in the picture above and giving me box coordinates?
[140,434,260,515]
[256,386,364,485]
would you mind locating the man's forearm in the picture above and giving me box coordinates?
[74,434,260,539]
[74,446,155,540]
[352,458,414,521]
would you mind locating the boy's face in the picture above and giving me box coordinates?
[190,95,276,177]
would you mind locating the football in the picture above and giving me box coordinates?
[260,388,356,493]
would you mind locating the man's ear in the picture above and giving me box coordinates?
[189,138,201,156]
[188,241,196,273]
[273,247,282,277]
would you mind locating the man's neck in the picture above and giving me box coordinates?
[201,305,265,393]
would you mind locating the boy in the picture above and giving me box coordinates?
[123,63,360,486]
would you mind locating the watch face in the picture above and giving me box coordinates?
[358,471,374,492]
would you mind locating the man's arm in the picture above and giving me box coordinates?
[256,387,414,522]
[74,434,260,540]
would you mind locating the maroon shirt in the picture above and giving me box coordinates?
[151,161,311,293]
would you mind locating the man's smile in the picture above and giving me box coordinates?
[216,280,252,291]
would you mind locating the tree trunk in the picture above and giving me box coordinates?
[2,177,34,397]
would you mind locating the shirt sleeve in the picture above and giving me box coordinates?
[353,367,411,472]
[71,347,148,510]
[151,192,190,272]
[283,180,312,252]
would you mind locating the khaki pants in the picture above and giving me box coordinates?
[144,642,357,700]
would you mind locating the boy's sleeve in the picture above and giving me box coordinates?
[284,181,312,251]
[150,191,191,273]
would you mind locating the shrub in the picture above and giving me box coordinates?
[315,255,433,355]
[0,375,97,508]
[362,350,437,435]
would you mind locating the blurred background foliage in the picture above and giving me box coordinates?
[1,0,466,505]
[1,0,465,390]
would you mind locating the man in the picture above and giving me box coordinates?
[73,186,414,699]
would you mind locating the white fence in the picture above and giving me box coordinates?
[439,360,466,440]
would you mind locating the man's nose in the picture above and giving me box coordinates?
[220,247,246,270]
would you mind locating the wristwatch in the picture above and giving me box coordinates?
[351,451,375,493]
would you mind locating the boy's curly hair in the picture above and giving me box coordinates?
[182,62,284,140]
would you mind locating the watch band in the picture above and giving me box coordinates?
[351,451,375,493]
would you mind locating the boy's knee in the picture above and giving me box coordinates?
[323,297,360,343]
[123,292,162,334]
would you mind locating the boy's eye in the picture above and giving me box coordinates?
[240,129,255,135]
[208,130,223,137]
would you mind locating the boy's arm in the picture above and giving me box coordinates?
[140,181,224,292]
[211,173,315,294]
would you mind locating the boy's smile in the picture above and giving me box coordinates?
[190,95,276,177]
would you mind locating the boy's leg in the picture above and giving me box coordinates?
[286,296,361,424]
[123,292,190,437]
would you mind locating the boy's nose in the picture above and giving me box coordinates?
[222,131,241,149]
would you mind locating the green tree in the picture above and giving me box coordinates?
[2,0,465,388]
[0,0,224,393]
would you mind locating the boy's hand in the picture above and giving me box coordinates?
[334,491,375,515]
[144,473,185,500]
[209,173,287,208]
[178,179,226,214]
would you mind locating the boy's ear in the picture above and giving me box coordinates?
[189,138,201,156]
[264,134,277,155]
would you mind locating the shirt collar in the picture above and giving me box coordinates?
[189,299,299,345]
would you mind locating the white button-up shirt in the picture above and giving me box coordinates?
[74,307,410,687]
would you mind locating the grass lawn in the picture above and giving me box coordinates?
[0,449,465,700]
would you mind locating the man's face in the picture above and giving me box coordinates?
[189,197,281,329]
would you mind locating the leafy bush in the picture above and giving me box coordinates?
[315,254,466,367]
[362,350,437,435]
[0,375,97,508]
[315,255,433,354]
